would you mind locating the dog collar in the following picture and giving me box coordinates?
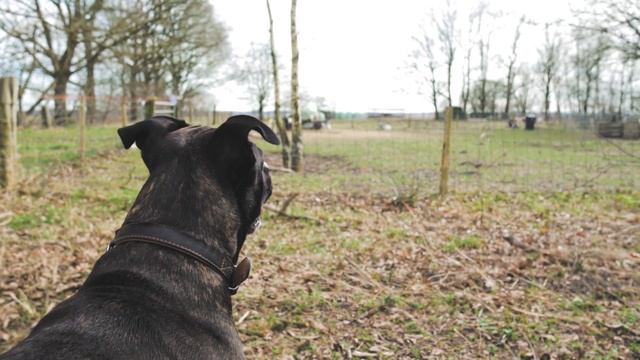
[108,223,251,295]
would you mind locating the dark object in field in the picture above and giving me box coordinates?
[508,118,518,129]
[598,121,624,138]
[450,106,467,120]
[0,115,279,360]
[524,115,536,130]
[438,106,467,121]
[623,121,640,139]
[597,120,640,139]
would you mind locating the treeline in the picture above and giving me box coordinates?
[411,0,640,122]
[0,0,228,125]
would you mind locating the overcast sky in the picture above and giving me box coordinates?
[210,0,581,113]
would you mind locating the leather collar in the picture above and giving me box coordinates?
[108,223,251,295]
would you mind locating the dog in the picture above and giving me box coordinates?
[0,115,280,360]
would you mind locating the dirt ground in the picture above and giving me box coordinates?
[0,150,639,359]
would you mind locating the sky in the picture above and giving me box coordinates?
[210,0,581,113]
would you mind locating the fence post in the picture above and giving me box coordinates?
[439,106,453,196]
[120,101,128,127]
[144,99,155,119]
[0,77,18,189]
[41,105,52,128]
[211,104,216,126]
[78,95,86,162]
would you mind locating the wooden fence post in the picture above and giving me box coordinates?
[0,77,18,189]
[120,101,128,127]
[439,106,453,196]
[41,104,52,128]
[78,95,86,161]
[144,99,155,119]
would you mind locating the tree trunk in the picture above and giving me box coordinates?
[583,72,592,115]
[83,24,97,124]
[554,83,562,120]
[85,60,97,123]
[431,78,439,120]
[266,0,291,168]
[628,64,635,113]
[446,60,453,107]
[429,63,439,120]
[504,64,514,117]
[290,0,303,173]
[54,76,69,125]
[480,78,487,115]
[544,76,551,121]
[258,98,264,122]
[462,48,471,115]
[128,66,139,122]
[479,39,488,115]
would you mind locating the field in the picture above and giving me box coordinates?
[0,119,639,358]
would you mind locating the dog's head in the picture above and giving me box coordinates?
[117,115,279,259]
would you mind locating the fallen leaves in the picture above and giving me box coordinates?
[0,151,639,358]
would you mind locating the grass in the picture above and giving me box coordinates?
[0,120,639,358]
[17,125,120,173]
[444,235,485,252]
[262,118,640,195]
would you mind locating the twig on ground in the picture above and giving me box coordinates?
[268,166,294,173]
[263,204,323,224]
[278,193,299,213]
[0,211,13,226]
[235,310,252,325]
[264,193,324,224]
[603,323,640,337]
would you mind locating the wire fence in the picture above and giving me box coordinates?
[290,117,640,195]
[12,94,640,195]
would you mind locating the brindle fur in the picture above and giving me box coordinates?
[0,116,278,360]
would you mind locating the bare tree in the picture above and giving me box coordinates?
[436,2,457,108]
[0,0,90,123]
[571,29,608,116]
[237,44,272,121]
[79,0,142,122]
[486,80,505,115]
[290,0,303,172]
[615,59,639,116]
[552,71,564,119]
[266,0,291,168]
[164,0,228,111]
[460,12,476,116]
[112,0,227,120]
[514,64,533,115]
[503,16,525,118]
[626,60,636,113]
[411,26,440,120]
[471,2,492,116]
[0,45,46,123]
[536,24,561,120]
[411,4,457,120]
[578,0,640,61]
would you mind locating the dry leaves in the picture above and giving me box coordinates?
[1,151,639,359]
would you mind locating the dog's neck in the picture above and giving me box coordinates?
[122,166,244,261]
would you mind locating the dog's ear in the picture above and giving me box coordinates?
[117,116,188,150]
[213,115,280,145]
